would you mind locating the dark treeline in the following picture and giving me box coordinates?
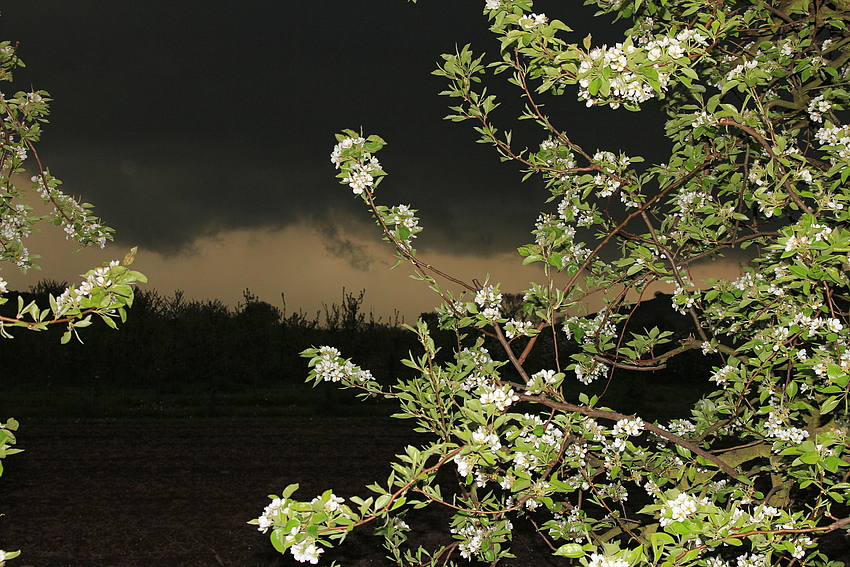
[0,284,422,394]
[0,282,575,392]
[0,281,715,418]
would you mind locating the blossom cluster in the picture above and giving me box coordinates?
[576,29,707,109]
[342,161,379,194]
[330,134,384,195]
[0,203,32,267]
[457,346,499,391]
[511,414,565,475]
[671,280,697,315]
[587,553,629,567]
[330,135,364,169]
[578,44,654,108]
[479,382,519,412]
[675,188,710,219]
[612,418,643,437]
[711,365,737,388]
[310,346,374,384]
[764,410,809,444]
[809,338,850,378]
[451,518,511,560]
[471,425,502,452]
[725,58,760,82]
[658,492,703,526]
[504,318,535,339]
[573,358,610,385]
[538,138,577,171]
[30,174,110,249]
[524,368,560,394]
[257,497,290,534]
[55,260,120,310]
[546,508,588,543]
[532,213,593,267]
[291,540,323,564]
[474,284,503,321]
[815,123,850,163]
[808,94,832,123]
[557,196,595,227]
[563,308,618,345]
[533,213,570,246]
[518,13,547,30]
[256,491,347,564]
[384,204,421,248]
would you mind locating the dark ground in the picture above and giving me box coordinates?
[2,419,848,567]
[0,419,569,567]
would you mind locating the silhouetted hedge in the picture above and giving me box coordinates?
[0,283,719,404]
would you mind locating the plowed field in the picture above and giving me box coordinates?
[1,419,565,567]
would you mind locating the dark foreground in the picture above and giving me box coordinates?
[0,419,565,567]
[3,420,848,567]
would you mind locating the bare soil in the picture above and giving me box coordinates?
[4,419,847,567]
[0,419,566,567]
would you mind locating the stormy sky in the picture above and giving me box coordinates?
[0,1,674,320]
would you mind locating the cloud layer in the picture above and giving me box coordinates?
[0,1,668,256]
[0,1,681,316]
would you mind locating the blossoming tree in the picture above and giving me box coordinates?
[0,40,145,565]
[256,1,850,566]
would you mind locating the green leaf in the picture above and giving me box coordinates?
[820,396,841,414]
[799,451,822,465]
[270,528,290,554]
[555,543,585,558]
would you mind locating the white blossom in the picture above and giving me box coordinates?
[311,493,345,513]
[765,410,810,443]
[519,13,547,30]
[574,359,609,385]
[479,383,519,411]
[330,136,364,168]
[613,418,643,437]
[726,59,759,81]
[667,419,696,436]
[291,539,324,564]
[808,94,832,123]
[505,318,534,339]
[790,536,814,559]
[588,553,629,567]
[659,492,699,526]
[342,162,375,195]
[735,553,766,567]
[454,453,474,477]
[257,498,288,533]
[474,285,502,320]
[691,111,713,129]
[452,522,500,560]
[471,426,501,451]
[474,285,502,308]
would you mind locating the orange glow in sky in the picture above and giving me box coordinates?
[2,213,747,324]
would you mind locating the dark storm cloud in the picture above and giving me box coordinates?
[0,1,669,261]
[313,218,376,271]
